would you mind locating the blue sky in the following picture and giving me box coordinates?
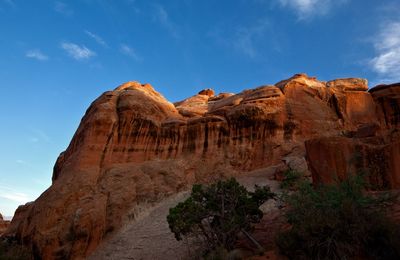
[0,0,399,216]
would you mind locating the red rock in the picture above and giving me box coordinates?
[305,82,400,189]
[198,88,215,96]
[305,133,400,189]
[6,74,399,259]
[369,82,400,128]
[0,213,10,237]
[241,86,283,103]
[209,92,234,102]
[175,92,210,116]
[326,78,368,91]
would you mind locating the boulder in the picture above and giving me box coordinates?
[198,88,215,97]
[326,78,368,92]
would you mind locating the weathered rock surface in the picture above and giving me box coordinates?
[0,213,10,236]
[306,82,400,189]
[5,74,400,259]
[306,133,400,189]
[370,83,400,129]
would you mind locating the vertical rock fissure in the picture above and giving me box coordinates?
[99,94,121,175]
[329,94,344,121]
[203,123,209,155]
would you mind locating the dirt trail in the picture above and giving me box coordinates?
[89,168,281,260]
[88,192,193,260]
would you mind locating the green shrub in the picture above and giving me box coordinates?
[280,169,303,190]
[167,178,275,254]
[276,176,400,259]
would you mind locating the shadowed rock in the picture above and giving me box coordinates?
[0,213,10,236]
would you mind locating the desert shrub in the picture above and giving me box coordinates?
[280,169,303,190]
[276,176,400,259]
[167,178,275,255]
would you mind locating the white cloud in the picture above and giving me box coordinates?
[153,4,180,39]
[85,30,108,47]
[54,1,73,16]
[120,44,140,60]
[0,186,32,204]
[277,0,347,20]
[26,49,48,61]
[369,22,400,82]
[61,42,96,60]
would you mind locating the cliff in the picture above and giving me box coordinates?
[4,74,399,259]
[306,82,400,187]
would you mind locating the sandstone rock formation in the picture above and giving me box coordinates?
[4,74,399,259]
[0,213,10,236]
[306,82,400,189]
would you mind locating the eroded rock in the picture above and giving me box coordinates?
[6,74,399,260]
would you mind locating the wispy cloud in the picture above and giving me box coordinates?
[209,19,277,59]
[85,30,108,47]
[369,21,400,83]
[26,49,48,61]
[15,159,27,165]
[120,44,141,60]
[124,0,140,13]
[54,1,73,16]
[234,20,272,58]
[0,193,31,203]
[61,42,96,60]
[277,0,348,20]
[152,4,180,39]
[0,0,15,11]
[29,137,39,143]
[28,128,51,143]
[1,0,15,7]
[0,185,32,204]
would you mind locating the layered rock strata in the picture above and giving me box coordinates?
[5,74,399,259]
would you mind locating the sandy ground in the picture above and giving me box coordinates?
[89,167,281,260]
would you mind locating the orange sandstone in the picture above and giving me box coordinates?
[4,74,399,259]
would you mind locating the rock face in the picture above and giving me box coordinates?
[306,82,400,189]
[0,213,10,236]
[5,75,399,259]
[306,133,400,189]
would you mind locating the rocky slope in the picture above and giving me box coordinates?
[4,74,399,259]
[89,168,281,260]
